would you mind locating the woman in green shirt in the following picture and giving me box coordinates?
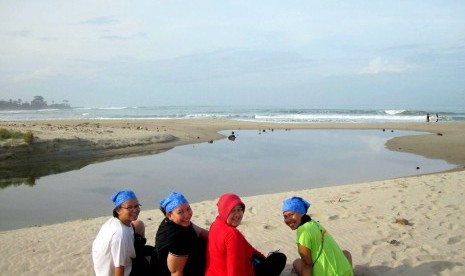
[282,197,353,276]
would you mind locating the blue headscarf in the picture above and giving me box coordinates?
[282,196,311,214]
[112,190,137,207]
[160,192,188,213]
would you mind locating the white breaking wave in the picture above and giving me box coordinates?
[0,106,462,122]
[385,110,405,115]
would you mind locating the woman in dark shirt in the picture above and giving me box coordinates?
[152,192,208,276]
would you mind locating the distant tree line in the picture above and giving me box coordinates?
[0,96,71,110]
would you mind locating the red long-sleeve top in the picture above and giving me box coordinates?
[206,193,265,276]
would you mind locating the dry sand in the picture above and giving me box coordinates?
[1,120,464,275]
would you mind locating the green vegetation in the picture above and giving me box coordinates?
[0,128,34,144]
[0,95,70,110]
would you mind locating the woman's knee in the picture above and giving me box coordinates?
[343,250,352,266]
[132,219,145,237]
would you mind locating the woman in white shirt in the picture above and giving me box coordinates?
[92,190,141,276]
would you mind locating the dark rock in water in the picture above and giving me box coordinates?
[416,167,420,170]
[208,140,213,144]
[228,134,236,141]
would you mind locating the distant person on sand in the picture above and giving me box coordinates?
[152,192,209,276]
[436,114,439,122]
[206,193,287,276]
[426,113,430,122]
[282,196,353,276]
[92,190,146,276]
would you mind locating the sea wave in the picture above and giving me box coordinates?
[95,107,131,110]
[1,106,464,122]
[385,109,406,115]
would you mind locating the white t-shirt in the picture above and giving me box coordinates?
[92,217,136,276]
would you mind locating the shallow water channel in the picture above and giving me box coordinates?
[0,129,455,231]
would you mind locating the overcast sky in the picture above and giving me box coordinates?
[1,1,464,109]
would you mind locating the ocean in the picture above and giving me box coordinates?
[1,105,464,122]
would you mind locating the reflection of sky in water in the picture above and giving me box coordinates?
[0,130,455,230]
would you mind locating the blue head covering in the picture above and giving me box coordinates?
[160,192,188,213]
[282,196,311,214]
[112,190,137,207]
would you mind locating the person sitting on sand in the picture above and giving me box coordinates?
[152,192,209,276]
[92,190,144,276]
[206,193,287,276]
[282,196,353,276]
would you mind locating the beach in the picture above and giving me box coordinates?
[1,120,465,275]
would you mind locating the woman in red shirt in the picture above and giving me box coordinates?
[206,193,286,276]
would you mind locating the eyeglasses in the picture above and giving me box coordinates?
[120,204,142,211]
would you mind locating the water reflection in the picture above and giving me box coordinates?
[0,130,455,231]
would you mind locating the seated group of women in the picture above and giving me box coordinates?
[92,190,353,276]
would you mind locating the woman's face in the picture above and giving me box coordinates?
[227,204,244,227]
[116,199,140,225]
[283,211,303,230]
[167,202,193,227]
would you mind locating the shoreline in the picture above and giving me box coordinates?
[2,120,464,188]
[2,120,465,169]
[1,120,465,275]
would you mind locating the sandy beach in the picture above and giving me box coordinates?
[1,120,465,275]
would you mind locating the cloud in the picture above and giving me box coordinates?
[80,16,119,25]
[359,56,412,74]
[100,32,147,40]
[141,49,316,83]
[11,67,57,82]
[7,30,32,38]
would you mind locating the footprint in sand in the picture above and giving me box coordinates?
[263,224,276,230]
[248,207,257,215]
[439,221,460,230]
[328,215,339,221]
[361,244,375,258]
[414,204,426,212]
[372,239,386,246]
[447,235,463,245]
[445,204,459,211]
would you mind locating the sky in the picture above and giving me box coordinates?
[1,1,464,110]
